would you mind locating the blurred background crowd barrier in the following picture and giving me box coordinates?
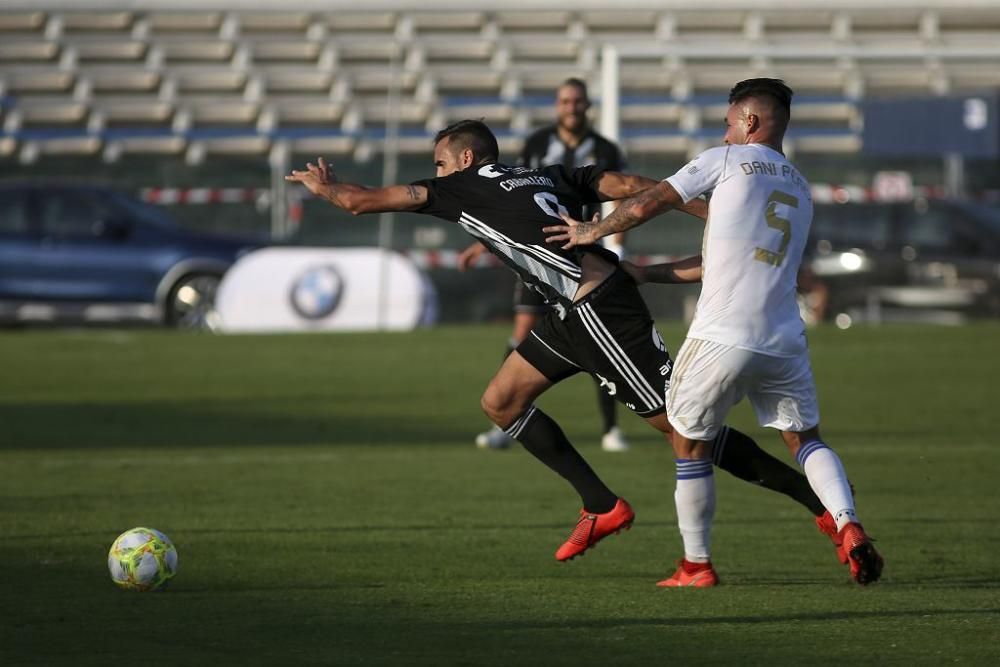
[1,0,999,329]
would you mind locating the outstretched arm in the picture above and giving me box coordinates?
[593,171,659,200]
[285,157,427,215]
[594,172,705,220]
[622,255,703,285]
[544,180,687,249]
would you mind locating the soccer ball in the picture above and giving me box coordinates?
[107,527,178,591]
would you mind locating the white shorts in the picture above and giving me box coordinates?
[666,338,820,441]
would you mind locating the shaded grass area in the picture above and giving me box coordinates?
[1,324,998,665]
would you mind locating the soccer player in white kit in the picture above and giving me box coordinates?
[544,78,883,587]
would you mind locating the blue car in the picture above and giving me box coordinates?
[0,181,259,328]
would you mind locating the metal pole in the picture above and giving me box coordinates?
[376,49,402,330]
[268,141,290,240]
[599,44,620,143]
[599,44,621,221]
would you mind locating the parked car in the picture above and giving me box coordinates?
[807,197,1000,324]
[0,181,260,329]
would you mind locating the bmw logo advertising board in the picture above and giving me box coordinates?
[214,248,436,332]
[289,265,344,320]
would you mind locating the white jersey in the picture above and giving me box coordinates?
[666,143,813,357]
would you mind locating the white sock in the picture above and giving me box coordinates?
[797,440,857,531]
[675,459,715,563]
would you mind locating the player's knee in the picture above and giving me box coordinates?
[671,432,708,459]
[644,412,673,437]
[480,387,510,425]
[781,426,822,455]
[481,383,530,427]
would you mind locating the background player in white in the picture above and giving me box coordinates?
[544,78,883,587]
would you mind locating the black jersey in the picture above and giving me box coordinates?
[519,126,625,220]
[413,162,616,315]
[520,126,625,172]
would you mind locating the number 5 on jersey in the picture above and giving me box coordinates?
[754,190,798,267]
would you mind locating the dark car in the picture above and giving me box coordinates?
[807,197,1000,325]
[0,181,259,329]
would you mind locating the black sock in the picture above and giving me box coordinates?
[712,426,826,517]
[594,380,617,434]
[505,406,617,514]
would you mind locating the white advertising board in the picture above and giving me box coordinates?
[216,247,436,333]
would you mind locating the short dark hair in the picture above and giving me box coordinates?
[729,78,793,115]
[434,119,499,163]
[559,77,589,100]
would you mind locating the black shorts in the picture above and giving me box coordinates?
[516,269,672,418]
[513,280,550,315]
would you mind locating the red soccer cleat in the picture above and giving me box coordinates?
[815,511,849,565]
[657,559,719,588]
[555,498,635,561]
[838,522,884,585]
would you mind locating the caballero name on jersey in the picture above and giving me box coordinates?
[500,176,555,192]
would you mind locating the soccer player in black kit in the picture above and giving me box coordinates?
[287,119,841,568]
[461,78,630,453]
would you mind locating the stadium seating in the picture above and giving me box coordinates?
[2,5,1000,161]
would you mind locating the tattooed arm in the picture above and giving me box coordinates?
[285,157,428,214]
[543,180,687,249]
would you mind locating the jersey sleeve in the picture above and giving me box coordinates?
[410,172,464,220]
[563,164,606,204]
[665,145,732,203]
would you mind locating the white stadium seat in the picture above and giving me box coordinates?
[0,11,45,35]
[410,11,486,37]
[60,11,133,34]
[157,39,236,65]
[185,100,259,127]
[258,68,336,97]
[496,11,573,33]
[269,99,346,127]
[419,39,494,65]
[323,13,397,35]
[145,12,223,36]
[96,100,174,126]
[431,67,505,96]
[0,41,59,64]
[170,68,247,96]
[81,67,161,95]
[239,12,311,35]
[248,41,322,65]
[69,40,147,64]
[2,68,74,94]
[16,100,87,126]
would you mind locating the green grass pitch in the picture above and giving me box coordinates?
[1,323,998,666]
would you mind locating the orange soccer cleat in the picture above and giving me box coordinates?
[657,559,719,588]
[815,511,849,565]
[838,522,884,585]
[555,498,635,561]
